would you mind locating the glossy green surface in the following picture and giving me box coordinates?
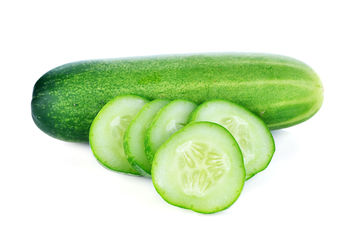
[32,53,323,141]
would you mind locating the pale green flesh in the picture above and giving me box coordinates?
[190,100,275,179]
[124,99,170,176]
[89,95,148,175]
[152,122,245,214]
[145,100,197,163]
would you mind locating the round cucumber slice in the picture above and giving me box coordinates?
[124,99,170,176]
[190,100,275,179]
[152,122,245,214]
[145,100,196,163]
[89,95,148,175]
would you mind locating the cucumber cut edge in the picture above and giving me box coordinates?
[145,99,197,164]
[152,121,245,214]
[89,95,149,175]
[123,99,170,176]
[190,99,275,180]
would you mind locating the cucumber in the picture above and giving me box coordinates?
[152,122,245,214]
[145,100,196,162]
[32,53,323,142]
[190,100,275,179]
[124,99,170,176]
[89,95,148,175]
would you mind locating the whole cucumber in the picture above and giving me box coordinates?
[31,53,323,142]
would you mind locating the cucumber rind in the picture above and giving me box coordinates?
[89,95,149,175]
[152,121,245,214]
[32,54,323,142]
[123,99,170,176]
[145,99,197,163]
[190,99,275,180]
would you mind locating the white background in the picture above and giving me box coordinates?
[1,0,349,251]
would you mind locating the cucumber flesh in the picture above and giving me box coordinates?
[124,99,170,176]
[152,122,245,214]
[145,100,196,163]
[190,100,275,179]
[89,95,148,175]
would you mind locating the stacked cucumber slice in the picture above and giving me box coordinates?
[145,100,197,163]
[89,95,148,175]
[152,122,245,213]
[190,100,275,179]
[124,99,170,176]
[89,95,275,213]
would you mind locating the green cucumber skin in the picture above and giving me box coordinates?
[32,53,323,142]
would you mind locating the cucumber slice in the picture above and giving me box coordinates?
[152,122,245,214]
[190,100,275,179]
[89,95,148,175]
[145,100,196,163]
[124,99,170,176]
